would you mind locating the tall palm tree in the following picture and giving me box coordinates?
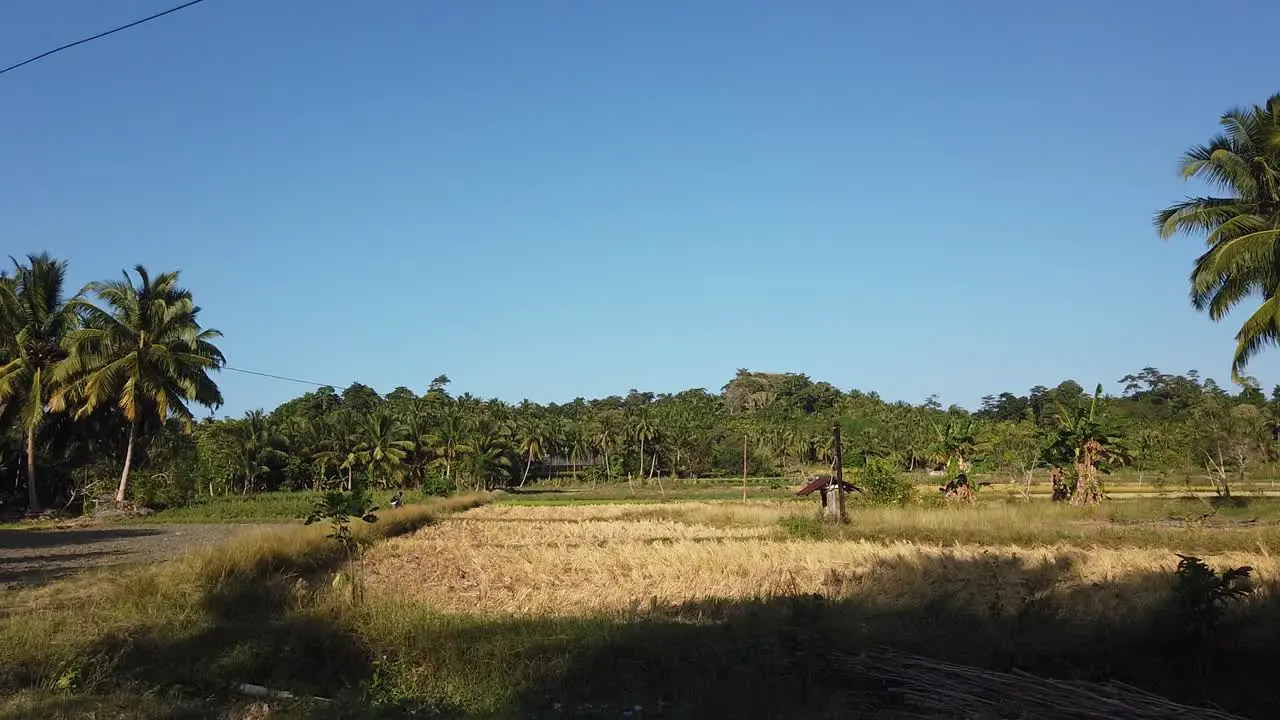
[591,412,622,480]
[399,398,437,488]
[429,405,470,491]
[1157,94,1280,381]
[0,254,80,511]
[352,411,413,488]
[51,266,224,503]
[515,417,548,487]
[292,415,342,489]
[629,412,658,479]
[463,417,513,491]
[230,410,287,494]
[565,420,592,483]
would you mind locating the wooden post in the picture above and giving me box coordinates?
[825,424,846,522]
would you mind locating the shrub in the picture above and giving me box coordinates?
[779,513,825,540]
[856,458,915,506]
[1173,554,1253,638]
[419,471,453,497]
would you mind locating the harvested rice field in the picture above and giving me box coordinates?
[363,502,1280,617]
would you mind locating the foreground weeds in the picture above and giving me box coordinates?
[0,494,490,718]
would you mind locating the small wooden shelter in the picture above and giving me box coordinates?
[797,474,860,519]
[795,424,857,522]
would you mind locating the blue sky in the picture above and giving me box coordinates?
[2,0,1277,415]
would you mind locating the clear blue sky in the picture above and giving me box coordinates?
[3,0,1278,416]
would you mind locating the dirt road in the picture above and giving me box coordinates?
[0,524,264,589]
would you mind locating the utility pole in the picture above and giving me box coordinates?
[826,424,847,522]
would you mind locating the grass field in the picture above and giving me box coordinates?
[4,491,1280,718]
[362,502,1278,616]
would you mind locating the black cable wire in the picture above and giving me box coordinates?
[0,0,210,76]
[223,366,338,388]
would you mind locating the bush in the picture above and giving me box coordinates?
[855,458,915,506]
[129,470,198,510]
[419,471,453,497]
[779,513,825,539]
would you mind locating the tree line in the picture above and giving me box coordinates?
[5,301,1280,512]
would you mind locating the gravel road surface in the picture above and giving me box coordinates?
[0,524,267,589]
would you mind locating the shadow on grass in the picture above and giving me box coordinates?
[38,551,1280,719]
[490,554,1276,718]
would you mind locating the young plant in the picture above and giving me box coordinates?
[1173,554,1253,639]
[304,486,379,602]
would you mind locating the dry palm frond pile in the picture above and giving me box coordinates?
[843,650,1244,720]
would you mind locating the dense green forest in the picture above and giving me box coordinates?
[5,92,1280,515]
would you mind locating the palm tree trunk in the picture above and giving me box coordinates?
[115,421,138,504]
[639,437,645,483]
[520,453,532,487]
[26,428,40,512]
[653,454,665,497]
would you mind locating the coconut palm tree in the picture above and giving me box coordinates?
[629,412,658,479]
[564,420,592,483]
[0,254,81,511]
[1157,94,1280,381]
[399,397,437,488]
[51,266,224,503]
[591,411,623,481]
[227,410,288,494]
[352,411,413,489]
[291,415,342,490]
[515,417,549,487]
[429,405,470,491]
[463,417,513,491]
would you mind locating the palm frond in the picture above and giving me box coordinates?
[1232,294,1280,383]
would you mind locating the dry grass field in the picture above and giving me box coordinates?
[6,494,1280,718]
[364,502,1279,618]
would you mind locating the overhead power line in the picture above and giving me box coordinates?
[223,366,339,389]
[0,0,210,76]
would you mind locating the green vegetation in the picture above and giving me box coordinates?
[1157,93,1280,382]
[9,352,1280,519]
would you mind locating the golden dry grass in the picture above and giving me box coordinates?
[469,501,786,526]
[363,502,1279,617]
[0,494,492,689]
